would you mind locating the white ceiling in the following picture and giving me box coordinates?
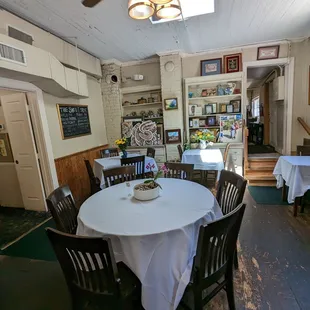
[1,0,310,62]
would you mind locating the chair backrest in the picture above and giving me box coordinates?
[84,159,95,179]
[146,147,156,158]
[193,203,246,286]
[165,162,194,180]
[46,228,122,297]
[177,145,183,161]
[104,166,136,188]
[121,155,145,179]
[216,170,247,215]
[46,185,78,234]
[303,138,310,146]
[84,160,101,195]
[223,143,231,166]
[100,148,119,158]
[297,145,310,156]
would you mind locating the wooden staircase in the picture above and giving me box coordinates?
[243,126,277,186]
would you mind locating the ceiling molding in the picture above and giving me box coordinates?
[120,57,160,67]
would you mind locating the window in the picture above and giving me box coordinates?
[252,97,260,120]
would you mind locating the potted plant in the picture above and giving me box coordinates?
[190,130,215,150]
[133,165,168,201]
[115,137,129,158]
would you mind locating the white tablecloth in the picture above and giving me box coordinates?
[273,156,310,203]
[77,178,222,310]
[182,149,224,172]
[94,154,158,188]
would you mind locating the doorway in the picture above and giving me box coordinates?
[0,91,46,211]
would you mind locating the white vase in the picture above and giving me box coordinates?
[200,140,208,150]
[134,184,160,201]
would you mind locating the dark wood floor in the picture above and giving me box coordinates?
[0,189,310,310]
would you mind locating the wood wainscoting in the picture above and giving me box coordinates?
[54,145,108,205]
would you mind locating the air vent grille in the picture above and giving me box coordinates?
[0,43,26,64]
[8,26,33,45]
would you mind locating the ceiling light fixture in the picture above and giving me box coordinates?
[156,0,181,19]
[150,0,172,4]
[128,0,155,20]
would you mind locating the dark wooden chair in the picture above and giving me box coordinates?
[104,166,136,188]
[121,156,145,179]
[180,203,246,310]
[46,228,141,310]
[165,162,194,181]
[146,147,156,158]
[100,148,119,158]
[46,185,78,234]
[223,143,231,167]
[297,145,310,156]
[177,145,183,162]
[84,159,101,195]
[216,170,247,269]
[303,138,310,146]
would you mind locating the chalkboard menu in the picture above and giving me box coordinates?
[57,104,91,139]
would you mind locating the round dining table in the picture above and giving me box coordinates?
[77,178,222,310]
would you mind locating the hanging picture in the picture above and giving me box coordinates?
[201,58,222,76]
[257,45,279,60]
[224,53,242,73]
[219,114,243,143]
[165,129,181,144]
[164,98,178,110]
[0,133,14,162]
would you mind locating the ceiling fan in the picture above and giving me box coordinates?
[82,0,102,8]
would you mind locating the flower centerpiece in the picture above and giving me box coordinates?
[115,137,129,158]
[133,165,168,201]
[190,129,215,150]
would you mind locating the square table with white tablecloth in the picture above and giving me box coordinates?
[94,154,158,188]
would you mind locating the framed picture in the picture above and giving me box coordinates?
[0,133,14,162]
[227,104,233,113]
[165,129,181,144]
[219,114,243,143]
[195,106,203,116]
[201,58,222,76]
[205,104,213,115]
[257,45,279,60]
[224,53,242,73]
[199,119,206,127]
[219,104,227,113]
[164,98,178,110]
[230,99,241,113]
[193,118,200,128]
[212,103,217,113]
[189,105,198,116]
[207,116,217,127]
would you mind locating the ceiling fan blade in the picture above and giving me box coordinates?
[82,0,103,8]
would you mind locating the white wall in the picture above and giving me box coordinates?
[0,89,24,207]
[0,10,101,77]
[44,77,108,158]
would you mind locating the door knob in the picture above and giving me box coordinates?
[15,160,19,164]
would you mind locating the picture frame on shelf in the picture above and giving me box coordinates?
[199,119,206,127]
[205,104,213,115]
[189,104,198,116]
[201,58,222,76]
[257,45,279,60]
[164,98,178,110]
[192,118,200,128]
[219,104,227,113]
[195,106,203,116]
[207,116,217,127]
[212,103,217,113]
[165,129,181,144]
[224,53,242,73]
[230,99,241,113]
[227,104,233,113]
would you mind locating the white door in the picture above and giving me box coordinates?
[1,93,46,211]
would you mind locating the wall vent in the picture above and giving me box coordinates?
[8,26,33,45]
[0,43,26,64]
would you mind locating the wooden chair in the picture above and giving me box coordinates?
[84,159,101,195]
[180,203,246,310]
[177,145,183,162]
[303,138,310,146]
[46,228,141,310]
[104,166,136,188]
[100,148,119,158]
[146,147,156,158]
[223,143,232,167]
[121,156,145,179]
[297,145,310,156]
[216,170,247,269]
[165,162,194,181]
[46,185,78,234]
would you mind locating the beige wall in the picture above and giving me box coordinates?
[0,89,24,207]
[182,43,290,78]
[0,10,101,77]
[44,77,108,159]
[120,61,161,88]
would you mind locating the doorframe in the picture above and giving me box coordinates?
[0,77,59,198]
[242,57,294,155]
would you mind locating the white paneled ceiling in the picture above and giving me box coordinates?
[0,0,310,62]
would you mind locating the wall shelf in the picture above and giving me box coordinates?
[190,126,220,130]
[122,102,162,108]
[189,94,241,101]
[189,113,240,118]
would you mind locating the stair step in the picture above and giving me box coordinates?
[248,179,277,187]
[245,175,276,181]
[248,157,278,162]
[246,166,274,171]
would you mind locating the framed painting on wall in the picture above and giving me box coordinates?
[0,133,14,162]
[224,53,242,73]
[201,58,222,76]
[257,45,279,60]
[164,98,178,110]
[165,129,181,144]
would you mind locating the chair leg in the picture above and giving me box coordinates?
[234,250,239,270]
[226,268,236,310]
[300,196,305,213]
